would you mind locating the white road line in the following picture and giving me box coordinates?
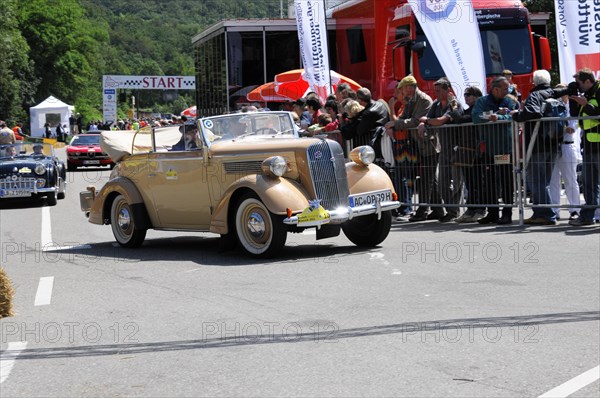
[0,341,28,384]
[539,365,600,398]
[34,276,54,306]
[40,206,52,248]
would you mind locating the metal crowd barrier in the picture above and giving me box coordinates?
[363,115,600,225]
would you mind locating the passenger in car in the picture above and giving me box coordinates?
[32,144,44,155]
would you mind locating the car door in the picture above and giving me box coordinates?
[146,150,211,228]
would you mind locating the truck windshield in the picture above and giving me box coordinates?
[416,26,532,80]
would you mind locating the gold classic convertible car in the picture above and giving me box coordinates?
[80,111,400,257]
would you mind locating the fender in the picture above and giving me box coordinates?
[89,177,152,229]
[210,175,310,235]
[346,162,396,194]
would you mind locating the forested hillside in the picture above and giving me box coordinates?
[0,0,285,126]
[0,0,556,127]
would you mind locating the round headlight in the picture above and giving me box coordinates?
[350,146,375,166]
[34,163,47,175]
[261,156,288,177]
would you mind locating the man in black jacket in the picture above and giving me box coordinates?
[342,87,389,153]
[512,69,566,225]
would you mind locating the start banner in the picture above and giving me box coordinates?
[294,0,332,103]
[554,0,600,83]
[409,0,487,105]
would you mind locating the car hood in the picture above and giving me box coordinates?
[67,145,101,150]
[0,158,51,175]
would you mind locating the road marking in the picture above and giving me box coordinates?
[34,277,54,306]
[539,365,599,398]
[0,341,28,384]
[41,207,52,248]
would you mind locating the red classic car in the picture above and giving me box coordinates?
[66,134,114,171]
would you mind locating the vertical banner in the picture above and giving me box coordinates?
[409,0,487,106]
[294,0,332,103]
[554,0,600,83]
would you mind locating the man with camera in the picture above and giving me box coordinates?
[569,68,600,226]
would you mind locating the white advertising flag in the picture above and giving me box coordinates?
[409,0,487,105]
[554,0,600,83]
[294,0,332,103]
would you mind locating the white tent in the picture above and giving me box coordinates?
[29,96,75,138]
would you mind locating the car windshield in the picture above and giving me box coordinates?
[199,111,298,146]
[0,143,54,160]
[70,135,100,145]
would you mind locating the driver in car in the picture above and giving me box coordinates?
[5,146,17,157]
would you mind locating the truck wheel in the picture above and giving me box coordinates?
[235,193,286,257]
[110,194,146,248]
[342,211,392,247]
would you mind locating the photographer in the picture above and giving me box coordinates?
[568,68,600,226]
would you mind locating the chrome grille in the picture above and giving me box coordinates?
[0,176,36,190]
[224,161,263,175]
[307,141,349,210]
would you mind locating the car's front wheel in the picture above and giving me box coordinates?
[46,192,57,206]
[110,194,146,248]
[235,193,286,258]
[342,211,392,247]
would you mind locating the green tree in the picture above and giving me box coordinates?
[0,0,38,124]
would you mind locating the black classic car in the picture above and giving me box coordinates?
[0,142,67,206]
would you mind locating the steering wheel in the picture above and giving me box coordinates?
[254,127,277,135]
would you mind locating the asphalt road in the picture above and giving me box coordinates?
[1,148,599,397]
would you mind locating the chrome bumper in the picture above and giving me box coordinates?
[283,200,400,225]
[79,189,95,214]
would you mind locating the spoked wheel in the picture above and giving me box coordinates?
[342,211,392,247]
[235,193,286,258]
[110,194,146,248]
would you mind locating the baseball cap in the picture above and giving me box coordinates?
[398,75,418,89]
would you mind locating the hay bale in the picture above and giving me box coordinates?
[0,267,15,318]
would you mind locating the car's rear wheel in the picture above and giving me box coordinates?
[235,193,286,257]
[342,211,392,247]
[110,194,146,248]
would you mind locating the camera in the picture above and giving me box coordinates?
[567,81,579,96]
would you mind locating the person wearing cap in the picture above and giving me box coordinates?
[569,67,600,226]
[0,121,16,144]
[385,75,434,222]
[418,77,465,223]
